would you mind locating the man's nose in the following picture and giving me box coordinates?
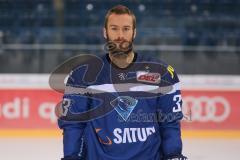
[117,30,124,39]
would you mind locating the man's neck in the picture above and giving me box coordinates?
[109,51,135,69]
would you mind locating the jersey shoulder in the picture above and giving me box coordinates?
[136,53,180,84]
[67,54,106,87]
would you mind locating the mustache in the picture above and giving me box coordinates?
[104,40,133,53]
[113,38,128,42]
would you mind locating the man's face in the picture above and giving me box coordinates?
[104,13,136,55]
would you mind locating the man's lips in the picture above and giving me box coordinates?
[114,40,127,43]
[114,41,122,44]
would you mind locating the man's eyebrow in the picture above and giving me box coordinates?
[109,25,131,27]
[109,25,118,27]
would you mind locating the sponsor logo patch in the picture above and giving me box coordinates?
[136,71,161,84]
[95,126,156,145]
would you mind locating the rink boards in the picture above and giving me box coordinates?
[0,74,240,138]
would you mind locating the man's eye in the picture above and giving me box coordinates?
[111,28,118,31]
[123,28,130,31]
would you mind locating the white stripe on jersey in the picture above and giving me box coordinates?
[64,82,180,95]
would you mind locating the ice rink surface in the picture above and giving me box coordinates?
[1,137,240,160]
[0,138,240,160]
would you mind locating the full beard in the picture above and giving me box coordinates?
[107,40,133,59]
[105,33,134,59]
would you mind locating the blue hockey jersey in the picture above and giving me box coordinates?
[58,53,184,160]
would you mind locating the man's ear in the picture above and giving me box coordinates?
[103,28,107,39]
[133,28,136,39]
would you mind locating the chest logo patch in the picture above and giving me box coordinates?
[110,96,138,121]
[137,71,161,84]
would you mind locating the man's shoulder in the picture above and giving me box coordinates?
[136,53,180,83]
[67,54,107,86]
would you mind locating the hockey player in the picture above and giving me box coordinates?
[57,5,187,160]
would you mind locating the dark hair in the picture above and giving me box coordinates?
[104,5,136,29]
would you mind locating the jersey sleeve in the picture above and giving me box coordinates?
[157,65,184,159]
[58,66,89,159]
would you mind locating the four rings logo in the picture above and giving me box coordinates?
[182,96,231,122]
